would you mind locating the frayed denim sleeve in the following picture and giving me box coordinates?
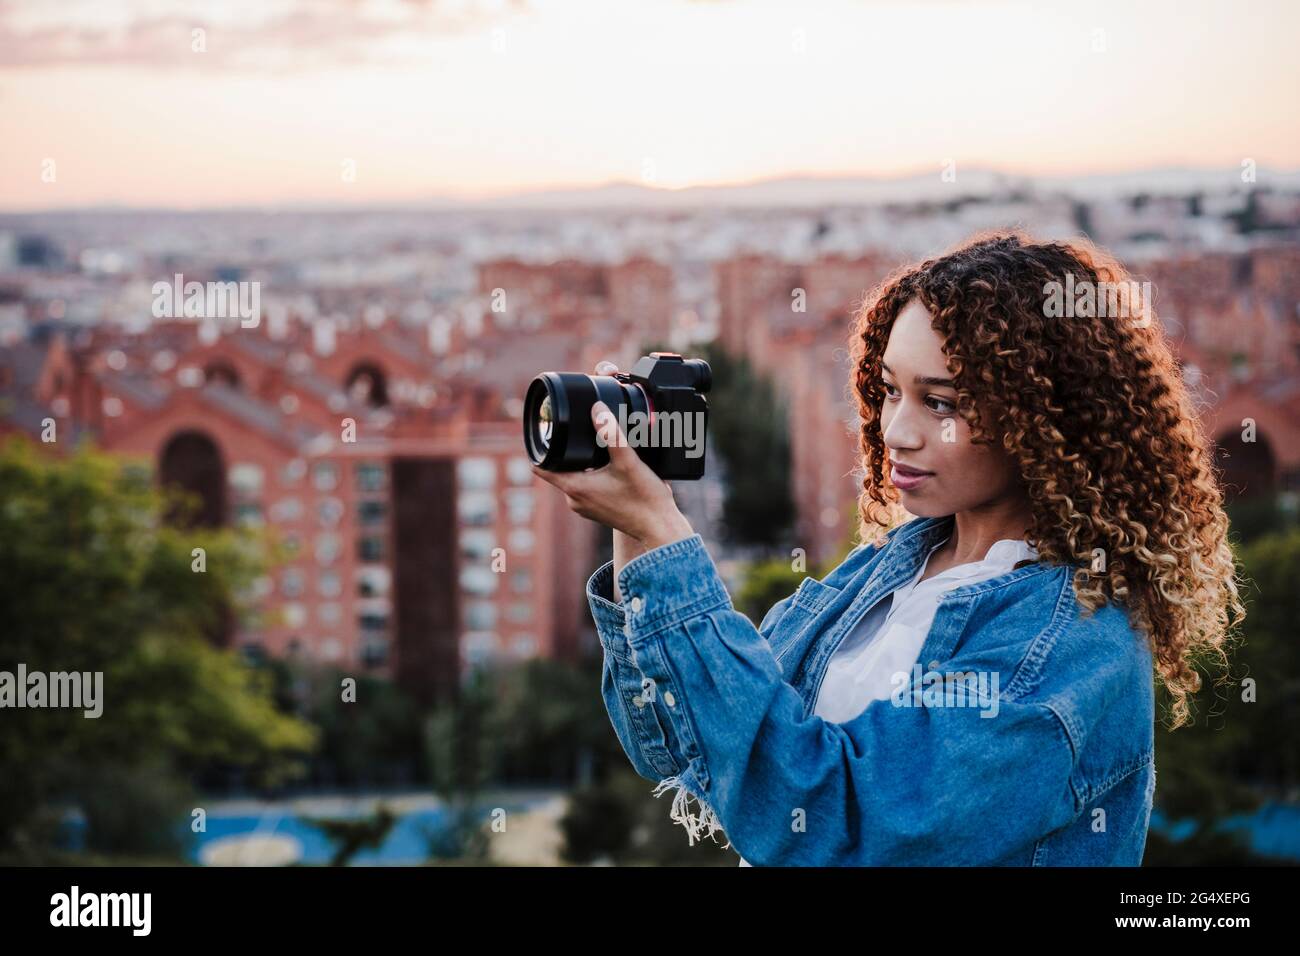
[586,560,686,782]
[615,534,1079,865]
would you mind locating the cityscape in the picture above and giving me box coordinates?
[4,183,1299,699]
[0,0,1298,891]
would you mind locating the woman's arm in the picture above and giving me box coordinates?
[611,529,646,604]
[614,534,1080,865]
[587,532,850,784]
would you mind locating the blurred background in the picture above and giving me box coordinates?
[0,0,1297,866]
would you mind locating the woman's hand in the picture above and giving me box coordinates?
[530,364,695,561]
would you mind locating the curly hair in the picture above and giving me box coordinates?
[848,229,1246,730]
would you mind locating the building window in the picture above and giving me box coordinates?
[317,497,344,527]
[313,462,339,491]
[270,497,303,522]
[357,535,385,563]
[460,566,498,597]
[281,459,307,486]
[234,502,264,527]
[505,489,533,525]
[355,462,386,492]
[361,636,388,668]
[466,601,497,630]
[230,463,264,495]
[457,457,495,490]
[508,528,535,554]
[511,568,531,593]
[458,491,495,526]
[282,569,305,598]
[282,603,306,629]
[321,638,343,662]
[459,529,496,561]
[506,456,533,485]
[507,601,532,624]
[282,534,301,558]
[463,631,497,668]
[239,641,267,666]
[512,634,537,658]
[359,610,389,632]
[315,533,341,565]
[357,500,387,526]
[318,570,341,598]
[357,567,390,597]
[318,603,342,626]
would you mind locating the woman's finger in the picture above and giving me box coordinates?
[530,462,569,493]
[592,401,638,469]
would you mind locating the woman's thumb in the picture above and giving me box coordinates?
[592,402,631,459]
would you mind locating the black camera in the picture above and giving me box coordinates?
[523,352,711,480]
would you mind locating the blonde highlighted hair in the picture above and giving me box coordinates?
[849,230,1246,730]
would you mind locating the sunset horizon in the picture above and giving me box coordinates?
[3,0,1297,211]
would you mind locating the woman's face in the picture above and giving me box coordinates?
[878,299,1024,517]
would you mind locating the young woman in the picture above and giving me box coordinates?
[532,231,1245,866]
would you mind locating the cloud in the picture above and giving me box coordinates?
[0,0,528,71]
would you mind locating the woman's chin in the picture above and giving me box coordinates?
[896,493,948,517]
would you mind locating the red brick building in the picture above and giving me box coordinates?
[10,314,600,706]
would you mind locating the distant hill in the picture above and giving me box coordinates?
[7,166,1300,217]
[460,165,1300,211]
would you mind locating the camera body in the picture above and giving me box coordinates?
[523,352,711,480]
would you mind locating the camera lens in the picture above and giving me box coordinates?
[523,372,649,471]
[535,394,554,451]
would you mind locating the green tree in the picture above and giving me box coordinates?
[291,663,424,788]
[0,438,316,859]
[423,666,501,861]
[1148,525,1300,863]
[489,656,621,785]
[697,343,796,548]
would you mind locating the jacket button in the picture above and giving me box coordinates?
[663,691,676,707]
[632,693,645,709]
[629,596,643,613]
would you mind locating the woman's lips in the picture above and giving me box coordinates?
[890,464,934,490]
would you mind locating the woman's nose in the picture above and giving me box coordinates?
[882,406,923,452]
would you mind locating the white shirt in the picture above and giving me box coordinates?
[813,533,1039,722]
[737,532,1038,866]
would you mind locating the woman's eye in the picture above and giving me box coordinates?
[881,381,899,399]
[927,397,956,414]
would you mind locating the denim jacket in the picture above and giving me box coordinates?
[586,513,1156,866]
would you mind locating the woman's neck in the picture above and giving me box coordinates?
[932,502,1033,569]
